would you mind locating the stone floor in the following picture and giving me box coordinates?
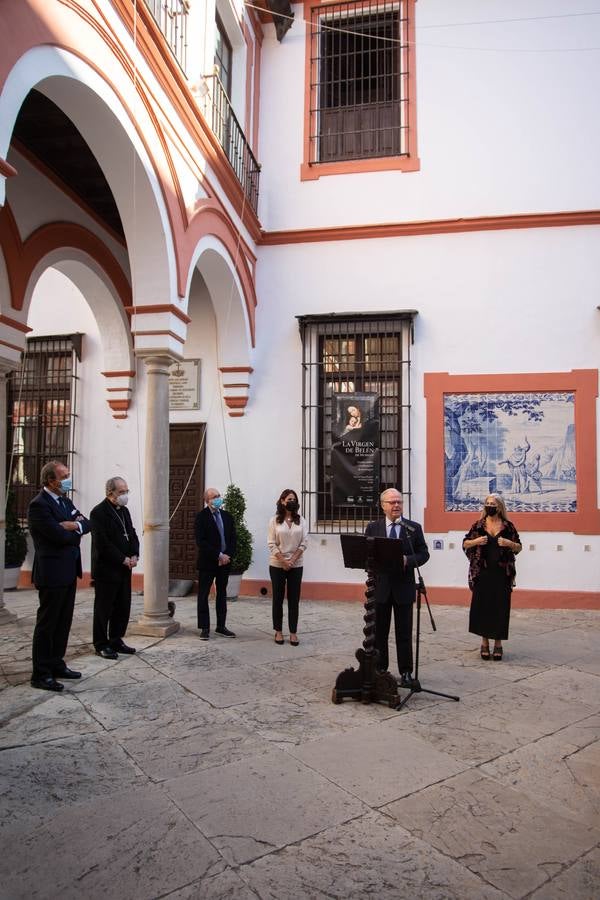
[0,587,599,900]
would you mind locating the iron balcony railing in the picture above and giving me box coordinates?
[143,0,189,73]
[204,73,260,213]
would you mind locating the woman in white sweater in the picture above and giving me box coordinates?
[267,489,308,645]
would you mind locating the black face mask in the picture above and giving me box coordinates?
[484,505,498,517]
[285,500,299,513]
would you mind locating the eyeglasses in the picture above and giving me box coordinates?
[382,500,402,505]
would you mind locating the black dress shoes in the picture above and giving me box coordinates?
[96,647,118,659]
[112,641,136,655]
[215,627,236,637]
[400,672,414,689]
[199,629,210,640]
[31,676,64,692]
[54,668,82,680]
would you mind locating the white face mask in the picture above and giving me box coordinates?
[115,493,129,507]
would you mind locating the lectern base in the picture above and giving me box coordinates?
[332,647,403,709]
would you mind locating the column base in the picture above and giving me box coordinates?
[0,606,18,625]
[129,615,180,637]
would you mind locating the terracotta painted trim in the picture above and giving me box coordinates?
[260,209,600,246]
[252,24,262,156]
[13,141,127,246]
[219,365,254,373]
[224,396,248,409]
[243,22,253,143]
[222,382,250,388]
[301,0,419,180]
[0,156,18,178]
[0,314,32,333]
[133,329,185,344]
[228,412,244,417]
[106,0,261,242]
[101,370,136,378]
[424,369,600,535]
[0,337,24,354]
[0,205,131,313]
[239,578,599,609]
[106,386,132,392]
[108,399,130,411]
[124,304,191,324]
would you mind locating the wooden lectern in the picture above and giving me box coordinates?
[332,534,403,709]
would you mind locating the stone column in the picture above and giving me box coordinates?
[129,354,179,637]
[0,362,17,624]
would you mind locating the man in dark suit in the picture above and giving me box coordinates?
[90,476,139,659]
[28,460,91,691]
[365,487,430,687]
[195,487,237,640]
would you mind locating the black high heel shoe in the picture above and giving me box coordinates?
[480,645,491,660]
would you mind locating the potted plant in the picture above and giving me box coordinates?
[4,491,28,590]
[223,483,253,600]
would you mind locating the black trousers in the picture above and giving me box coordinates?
[374,600,414,673]
[197,567,229,631]
[31,581,77,679]
[270,565,303,632]
[93,573,132,650]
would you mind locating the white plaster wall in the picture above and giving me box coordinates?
[24,268,147,576]
[258,0,600,229]
[241,224,600,593]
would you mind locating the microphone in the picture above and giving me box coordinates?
[402,521,416,533]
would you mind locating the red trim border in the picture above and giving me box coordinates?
[424,369,600,535]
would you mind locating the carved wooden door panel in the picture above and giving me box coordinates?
[169,424,205,580]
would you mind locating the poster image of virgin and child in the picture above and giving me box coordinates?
[331,392,380,506]
[444,391,576,513]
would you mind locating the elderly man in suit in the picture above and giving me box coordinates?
[195,487,237,640]
[90,476,139,659]
[28,460,91,691]
[365,487,430,687]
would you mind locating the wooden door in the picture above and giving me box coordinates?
[169,424,205,580]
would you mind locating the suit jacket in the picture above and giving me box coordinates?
[28,490,91,588]
[364,517,430,606]
[90,498,140,583]
[195,506,236,572]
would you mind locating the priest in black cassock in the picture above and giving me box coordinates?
[90,476,139,659]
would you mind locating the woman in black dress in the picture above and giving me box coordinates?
[463,494,521,660]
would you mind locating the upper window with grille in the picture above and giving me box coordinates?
[302,0,418,179]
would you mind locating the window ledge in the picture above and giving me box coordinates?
[300,155,420,181]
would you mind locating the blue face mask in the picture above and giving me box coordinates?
[212,497,223,509]
[60,477,73,493]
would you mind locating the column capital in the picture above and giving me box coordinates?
[136,351,180,371]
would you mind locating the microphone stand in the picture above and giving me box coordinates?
[397,524,460,710]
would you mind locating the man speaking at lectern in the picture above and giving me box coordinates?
[365,488,430,687]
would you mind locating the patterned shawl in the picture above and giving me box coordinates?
[463,518,521,592]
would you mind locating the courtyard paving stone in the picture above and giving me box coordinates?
[0,587,599,899]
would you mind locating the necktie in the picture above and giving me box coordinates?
[214,510,226,552]
[389,522,398,539]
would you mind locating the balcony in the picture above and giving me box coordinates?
[143,0,189,73]
[203,73,260,214]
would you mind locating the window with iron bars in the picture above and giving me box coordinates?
[6,335,81,523]
[298,313,415,532]
[309,0,410,164]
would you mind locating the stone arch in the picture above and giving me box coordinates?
[185,233,254,416]
[0,45,178,318]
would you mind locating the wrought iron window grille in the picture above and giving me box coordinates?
[298,312,416,533]
[6,335,81,523]
[309,0,410,165]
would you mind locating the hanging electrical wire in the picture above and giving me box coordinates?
[243,1,600,52]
